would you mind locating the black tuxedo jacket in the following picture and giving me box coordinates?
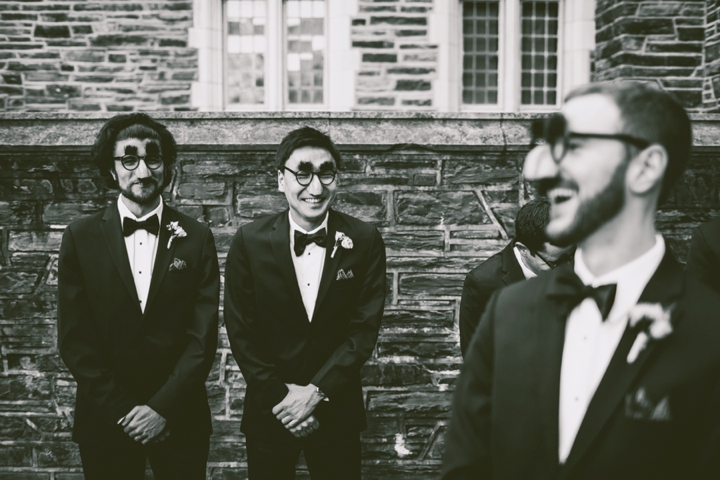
[57,202,220,443]
[687,216,720,291]
[459,241,524,357]
[224,209,386,440]
[443,250,720,480]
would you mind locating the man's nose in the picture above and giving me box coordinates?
[306,174,324,194]
[135,159,151,178]
[523,144,559,181]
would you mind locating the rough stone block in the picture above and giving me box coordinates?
[395,80,431,91]
[34,25,71,38]
[395,191,489,226]
[36,442,81,467]
[333,191,388,225]
[366,391,452,415]
[0,270,39,294]
[381,230,444,253]
[363,53,398,63]
[42,202,103,225]
[370,16,427,26]
[398,273,465,297]
[8,231,63,252]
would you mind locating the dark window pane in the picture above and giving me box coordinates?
[520,1,559,106]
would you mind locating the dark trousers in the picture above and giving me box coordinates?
[246,426,361,480]
[78,426,210,480]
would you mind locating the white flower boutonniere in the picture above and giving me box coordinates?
[626,302,675,364]
[331,231,353,258]
[166,221,187,249]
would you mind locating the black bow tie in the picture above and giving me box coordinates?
[547,268,617,320]
[123,215,160,237]
[294,228,327,256]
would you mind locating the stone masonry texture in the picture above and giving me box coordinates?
[352,0,437,110]
[0,0,195,112]
[593,0,706,110]
[0,112,719,478]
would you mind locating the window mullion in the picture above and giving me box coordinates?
[503,0,521,112]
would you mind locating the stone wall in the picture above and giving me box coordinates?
[351,0,437,109]
[593,0,706,110]
[0,1,195,112]
[1,112,719,479]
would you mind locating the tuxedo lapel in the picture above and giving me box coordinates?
[99,202,140,308]
[538,265,575,475]
[143,206,177,319]
[270,211,306,318]
[559,252,685,478]
[501,241,524,286]
[312,210,345,320]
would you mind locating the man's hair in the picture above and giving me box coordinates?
[92,112,177,190]
[275,126,342,171]
[565,81,692,204]
[515,198,551,253]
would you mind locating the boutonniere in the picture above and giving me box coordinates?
[331,231,353,258]
[626,302,675,364]
[166,221,187,249]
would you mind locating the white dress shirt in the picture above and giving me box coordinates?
[117,195,163,314]
[289,212,328,322]
[513,245,538,279]
[558,235,665,463]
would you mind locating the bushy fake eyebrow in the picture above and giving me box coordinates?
[297,160,335,171]
[124,145,138,155]
[145,142,161,154]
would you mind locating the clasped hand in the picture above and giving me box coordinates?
[119,405,169,445]
[272,383,323,438]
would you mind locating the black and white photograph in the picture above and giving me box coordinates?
[2,1,720,479]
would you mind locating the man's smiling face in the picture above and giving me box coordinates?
[539,94,631,246]
[278,146,338,231]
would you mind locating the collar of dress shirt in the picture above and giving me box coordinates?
[289,210,329,238]
[573,234,665,323]
[117,194,164,226]
[512,245,537,279]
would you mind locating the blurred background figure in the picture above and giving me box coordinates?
[459,198,574,357]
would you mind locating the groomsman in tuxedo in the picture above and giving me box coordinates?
[58,113,220,480]
[459,198,573,356]
[224,127,386,479]
[443,82,720,480]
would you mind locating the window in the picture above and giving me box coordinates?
[221,0,330,110]
[460,0,560,110]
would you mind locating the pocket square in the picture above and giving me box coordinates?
[624,387,672,421]
[168,258,187,272]
[336,268,354,281]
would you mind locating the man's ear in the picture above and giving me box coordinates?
[109,168,117,181]
[515,242,530,255]
[278,169,285,193]
[628,144,668,196]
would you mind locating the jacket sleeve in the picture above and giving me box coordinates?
[459,272,494,358]
[57,226,138,425]
[310,227,386,399]
[224,228,290,413]
[686,226,720,292]
[441,289,496,480]
[146,227,220,422]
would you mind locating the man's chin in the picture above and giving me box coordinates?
[122,187,162,206]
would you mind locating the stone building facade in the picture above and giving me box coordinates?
[2,1,720,479]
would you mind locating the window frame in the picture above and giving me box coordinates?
[456,0,564,113]
[192,0,355,112]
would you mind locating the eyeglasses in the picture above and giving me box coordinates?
[531,113,651,163]
[282,167,337,186]
[113,155,163,171]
